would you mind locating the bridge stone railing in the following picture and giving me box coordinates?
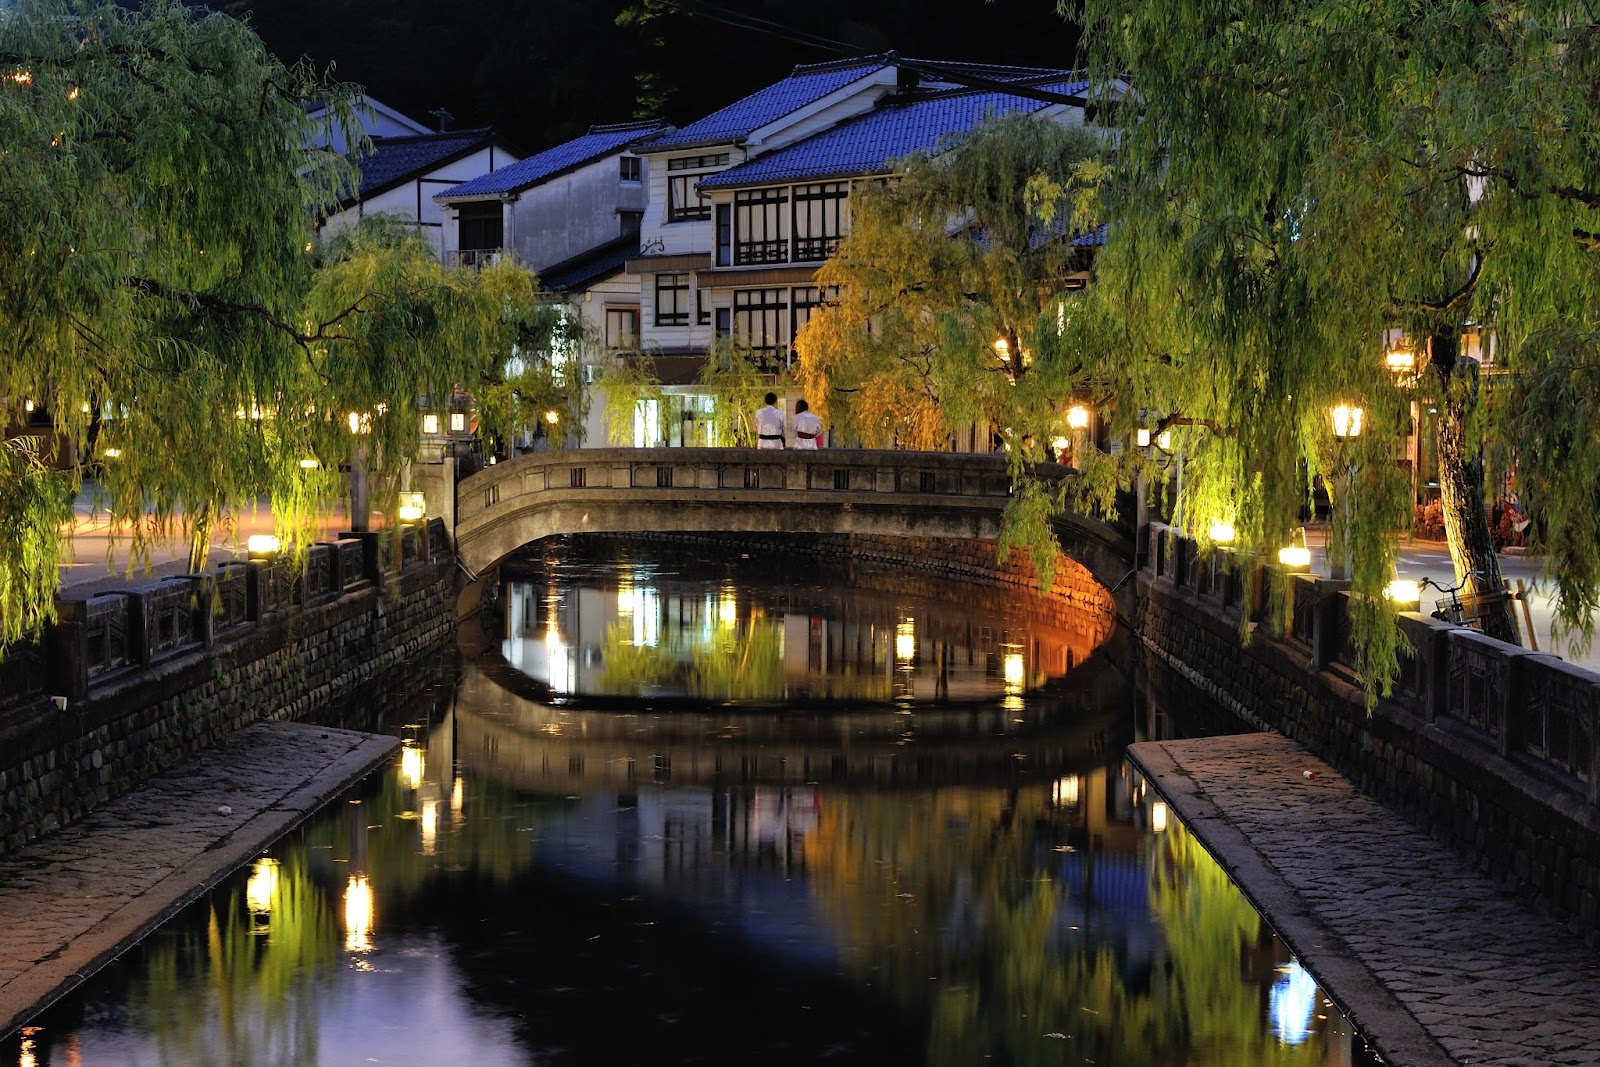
[17,516,454,707]
[1145,519,1600,805]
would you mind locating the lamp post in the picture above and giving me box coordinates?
[347,411,372,534]
[1328,404,1363,580]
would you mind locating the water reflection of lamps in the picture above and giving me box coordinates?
[718,589,738,629]
[1053,775,1081,807]
[1270,960,1319,1045]
[545,623,570,693]
[1151,801,1169,833]
[246,858,279,915]
[344,873,374,954]
[400,743,425,791]
[421,800,439,855]
[451,776,465,819]
[895,619,916,663]
[1002,649,1025,692]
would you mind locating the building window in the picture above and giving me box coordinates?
[733,288,787,365]
[620,211,643,239]
[715,307,731,338]
[655,273,690,327]
[457,201,502,250]
[791,286,833,349]
[620,156,641,182]
[606,306,640,351]
[697,287,711,326]
[666,154,726,222]
[734,188,788,265]
[715,203,733,266]
[792,182,847,261]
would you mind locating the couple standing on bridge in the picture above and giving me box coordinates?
[755,393,825,450]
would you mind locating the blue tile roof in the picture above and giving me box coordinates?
[437,120,668,200]
[638,55,896,152]
[353,129,495,200]
[699,77,1089,190]
[540,236,636,293]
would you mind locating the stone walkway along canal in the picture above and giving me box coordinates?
[0,722,398,1037]
[1131,732,1600,1067]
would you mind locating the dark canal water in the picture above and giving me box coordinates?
[4,538,1380,1066]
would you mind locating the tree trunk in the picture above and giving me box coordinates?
[187,504,211,573]
[1430,330,1519,645]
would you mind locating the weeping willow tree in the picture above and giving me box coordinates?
[0,1,554,646]
[0,0,354,633]
[795,114,1106,453]
[1068,0,1600,666]
[695,336,774,447]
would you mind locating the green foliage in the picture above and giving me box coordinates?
[695,336,779,447]
[0,438,73,644]
[1063,0,1600,685]
[593,349,663,446]
[0,2,561,648]
[795,114,1104,449]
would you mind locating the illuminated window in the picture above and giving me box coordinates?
[792,182,847,261]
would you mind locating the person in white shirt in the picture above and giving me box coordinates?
[755,392,785,448]
[792,399,824,450]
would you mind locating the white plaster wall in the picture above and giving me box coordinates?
[322,146,516,261]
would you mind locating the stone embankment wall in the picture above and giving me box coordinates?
[1139,522,1600,943]
[0,522,455,858]
[591,530,1118,644]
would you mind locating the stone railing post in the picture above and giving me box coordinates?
[1308,579,1351,672]
[47,599,91,704]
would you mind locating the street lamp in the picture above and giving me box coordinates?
[1385,579,1422,607]
[1328,403,1364,580]
[1330,404,1364,439]
[247,534,281,559]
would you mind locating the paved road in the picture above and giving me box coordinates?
[1302,526,1599,671]
[0,723,397,1039]
[59,487,349,597]
[1131,733,1600,1067]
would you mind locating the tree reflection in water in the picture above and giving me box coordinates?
[802,774,1358,1067]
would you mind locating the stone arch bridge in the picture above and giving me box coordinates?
[453,448,1135,609]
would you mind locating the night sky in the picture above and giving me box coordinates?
[222,0,1082,151]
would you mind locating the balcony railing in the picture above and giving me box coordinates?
[453,248,504,269]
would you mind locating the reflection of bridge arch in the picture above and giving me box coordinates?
[453,449,1135,605]
[452,659,1129,794]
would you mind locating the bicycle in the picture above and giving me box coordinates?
[1418,571,1485,627]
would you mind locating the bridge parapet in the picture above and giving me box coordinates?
[456,448,1037,571]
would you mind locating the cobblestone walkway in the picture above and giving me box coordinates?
[1130,734,1600,1067]
[0,722,397,1037]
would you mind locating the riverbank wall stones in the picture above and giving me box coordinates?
[1138,568,1600,945]
[0,559,455,859]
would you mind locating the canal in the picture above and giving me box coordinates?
[4,537,1380,1066]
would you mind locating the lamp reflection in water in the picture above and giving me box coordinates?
[1002,648,1025,693]
[400,743,425,792]
[1151,801,1169,833]
[245,858,279,917]
[344,873,374,954]
[18,1026,40,1067]
[1052,775,1081,807]
[717,586,739,630]
[895,619,916,663]
[545,621,570,694]
[421,800,439,855]
[1270,960,1319,1044]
